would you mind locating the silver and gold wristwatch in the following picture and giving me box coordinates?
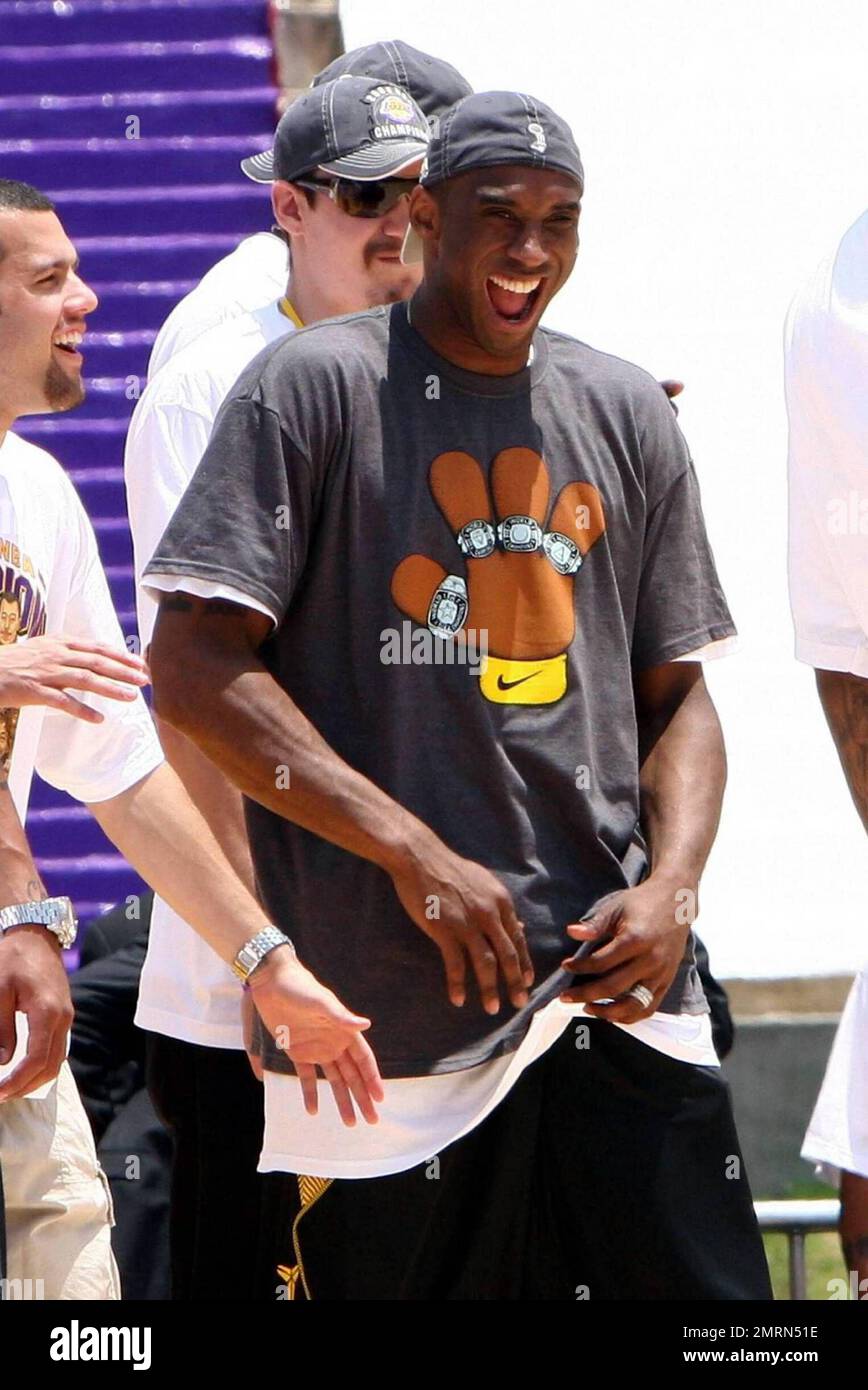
[231,925,295,984]
[0,896,78,949]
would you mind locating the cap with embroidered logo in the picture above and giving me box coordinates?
[242,42,469,184]
[401,91,583,264]
[241,74,429,185]
[421,90,583,189]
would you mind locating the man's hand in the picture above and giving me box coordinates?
[0,636,149,722]
[246,945,385,1126]
[558,874,692,1023]
[0,925,74,1101]
[150,596,535,1017]
[241,988,264,1082]
[389,833,534,1014]
[659,379,684,415]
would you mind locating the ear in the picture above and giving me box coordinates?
[408,185,440,254]
[271,180,309,239]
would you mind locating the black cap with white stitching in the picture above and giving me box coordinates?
[241,75,429,186]
[401,91,583,264]
[421,91,583,189]
[242,41,463,184]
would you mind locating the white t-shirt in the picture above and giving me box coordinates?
[147,232,289,379]
[260,1002,718,1180]
[0,431,163,820]
[802,966,868,1186]
[785,208,868,677]
[127,297,295,1049]
[788,212,868,1185]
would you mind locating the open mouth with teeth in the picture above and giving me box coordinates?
[485,273,544,325]
[52,330,84,358]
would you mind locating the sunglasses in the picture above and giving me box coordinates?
[293,175,415,219]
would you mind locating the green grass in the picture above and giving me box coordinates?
[763,1231,844,1301]
[758,1178,847,1301]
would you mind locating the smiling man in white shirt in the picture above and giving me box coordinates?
[146,40,472,378]
[0,178,380,1299]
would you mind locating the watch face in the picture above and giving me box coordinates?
[46,898,77,947]
[239,946,258,974]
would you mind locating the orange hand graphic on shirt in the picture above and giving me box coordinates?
[391,448,607,705]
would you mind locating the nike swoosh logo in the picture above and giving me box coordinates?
[497,670,543,691]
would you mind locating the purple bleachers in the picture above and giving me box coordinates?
[2,0,277,925]
[74,233,242,279]
[53,327,157,381]
[1,136,275,189]
[48,182,267,236]
[2,0,270,45]
[0,88,276,139]
[0,37,272,95]
[78,284,197,344]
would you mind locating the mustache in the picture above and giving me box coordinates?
[364,238,405,262]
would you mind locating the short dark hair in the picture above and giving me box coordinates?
[0,590,20,607]
[0,179,55,215]
[0,180,55,262]
[270,183,316,251]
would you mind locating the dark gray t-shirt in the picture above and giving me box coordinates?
[146,302,735,1078]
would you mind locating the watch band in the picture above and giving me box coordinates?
[0,896,78,950]
[231,926,294,983]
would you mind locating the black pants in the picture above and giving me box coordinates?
[0,1156,6,1288]
[287,1019,773,1301]
[146,1034,292,1301]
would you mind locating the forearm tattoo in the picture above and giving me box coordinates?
[203,599,246,617]
[159,594,244,618]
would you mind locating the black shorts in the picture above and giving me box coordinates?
[281,1018,773,1301]
[146,1034,292,1301]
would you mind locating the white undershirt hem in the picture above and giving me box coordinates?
[259,1000,718,1180]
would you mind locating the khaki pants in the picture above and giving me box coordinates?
[0,1061,120,1300]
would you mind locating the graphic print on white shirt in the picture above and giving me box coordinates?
[0,475,48,778]
[0,435,162,1101]
[0,430,163,823]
